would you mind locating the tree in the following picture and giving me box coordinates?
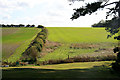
[26,24,30,27]
[31,24,35,27]
[91,19,112,27]
[69,0,120,71]
[19,24,25,27]
[37,25,45,28]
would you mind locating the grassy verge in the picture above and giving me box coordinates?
[2,61,120,78]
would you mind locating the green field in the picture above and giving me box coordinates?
[2,61,120,78]
[2,28,40,63]
[47,27,117,43]
[38,27,117,62]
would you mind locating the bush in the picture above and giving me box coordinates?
[33,43,42,52]
[38,35,46,40]
[37,25,45,28]
[41,28,48,33]
[29,46,38,59]
[38,32,47,37]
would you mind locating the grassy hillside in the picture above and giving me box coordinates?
[2,61,120,78]
[38,27,117,62]
[2,28,40,63]
[47,27,117,43]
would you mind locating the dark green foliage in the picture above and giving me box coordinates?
[112,62,120,71]
[41,27,48,34]
[70,0,119,20]
[71,2,103,20]
[29,46,38,58]
[34,37,44,44]
[37,35,46,43]
[38,32,47,36]
[37,25,45,28]
[0,24,36,27]
[92,20,111,27]
[33,43,42,52]
[112,47,120,71]
[104,18,120,39]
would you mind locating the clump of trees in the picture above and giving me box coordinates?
[92,19,112,27]
[0,24,45,28]
[21,27,48,64]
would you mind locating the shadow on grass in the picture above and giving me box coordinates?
[2,65,120,79]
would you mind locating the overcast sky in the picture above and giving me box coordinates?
[0,0,118,27]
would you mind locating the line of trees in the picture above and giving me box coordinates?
[0,24,44,28]
[21,27,48,64]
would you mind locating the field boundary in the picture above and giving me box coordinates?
[19,27,48,64]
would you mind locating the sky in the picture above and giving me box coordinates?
[0,0,118,27]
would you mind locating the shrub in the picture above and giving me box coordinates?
[37,25,45,28]
[34,37,45,44]
[29,46,38,59]
[38,35,46,40]
[38,32,47,37]
[33,43,42,52]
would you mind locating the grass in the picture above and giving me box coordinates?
[39,44,96,61]
[2,27,40,63]
[38,27,118,62]
[2,61,120,78]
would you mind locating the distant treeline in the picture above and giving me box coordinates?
[92,19,112,27]
[0,24,44,28]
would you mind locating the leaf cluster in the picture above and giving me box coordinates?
[71,2,103,20]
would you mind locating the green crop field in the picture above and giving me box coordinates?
[38,27,118,62]
[2,28,40,63]
[47,27,117,43]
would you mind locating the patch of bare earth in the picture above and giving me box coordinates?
[39,40,61,57]
[70,43,99,49]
